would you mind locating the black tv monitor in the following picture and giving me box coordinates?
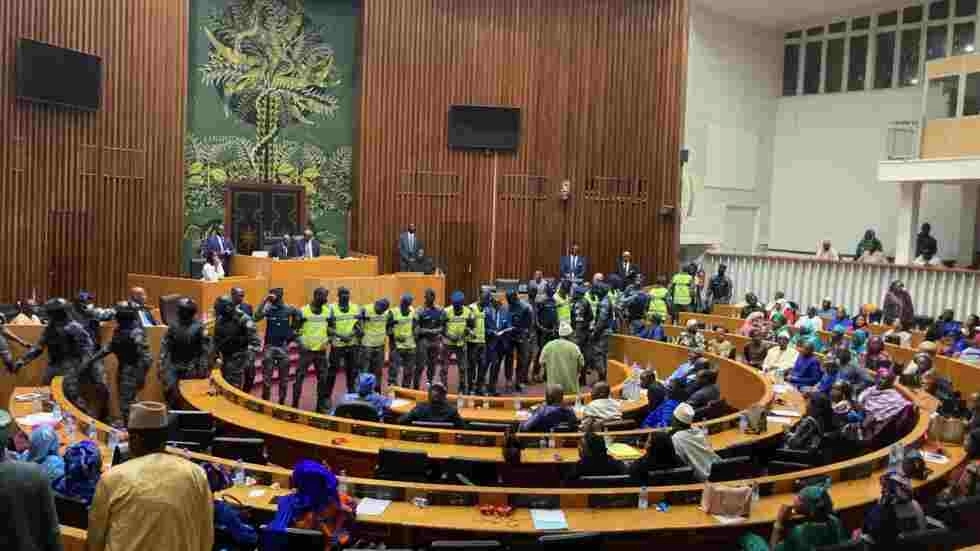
[448,105,520,152]
[16,39,102,111]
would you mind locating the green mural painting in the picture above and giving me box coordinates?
[184,0,356,261]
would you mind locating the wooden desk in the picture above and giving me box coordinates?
[302,273,446,307]
[678,312,744,334]
[233,254,378,305]
[0,324,167,420]
[711,304,742,318]
[125,273,267,318]
[61,525,86,551]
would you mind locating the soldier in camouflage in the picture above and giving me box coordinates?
[84,302,152,425]
[209,295,261,389]
[570,285,593,384]
[159,298,210,409]
[590,283,614,383]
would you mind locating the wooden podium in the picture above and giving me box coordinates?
[126,274,268,319]
[303,273,446,306]
[233,254,379,304]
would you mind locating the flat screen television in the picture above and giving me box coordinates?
[16,39,102,111]
[448,105,521,152]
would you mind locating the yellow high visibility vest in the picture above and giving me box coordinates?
[299,304,328,351]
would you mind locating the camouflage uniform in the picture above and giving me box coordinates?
[590,290,614,382]
[159,300,210,408]
[88,304,152,424]
[211,297,261,389]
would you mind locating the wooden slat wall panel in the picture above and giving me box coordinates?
[356,0,687,295]
[0,0,187,302]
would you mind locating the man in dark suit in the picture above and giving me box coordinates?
[398,223,424,272]
[204,224,235,274]
[269,234,293,259]
[559,243,588,283]
[294,229,322,259]
[231,287,253,318]
[616,250,641,285]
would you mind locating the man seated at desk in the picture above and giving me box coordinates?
[269,234,293,259]
[397,382,464,428]
[519,384,579,433]
[294,228,321,259]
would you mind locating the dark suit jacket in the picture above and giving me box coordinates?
[399,232,424,267]
[616,259,641,282]
[294,238,321,258]
[204,235,234,257]
[269,241,292,259]
[559,255,588,281]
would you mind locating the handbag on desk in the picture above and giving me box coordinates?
[741,404,768,434]
[928,414,968,444]
[700,483,754,517]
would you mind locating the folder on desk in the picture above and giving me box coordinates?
[608,443,643,461]
[530,509,568,531]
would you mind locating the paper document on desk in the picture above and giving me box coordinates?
[712,514,746,525]
[608,443,643,460]
[356,497,392,516]
[17,413,60,426]
[531,509,568,530]
[771,384,791,394]
[769,409,801,418]
[389,399,412,409]
[922,451,950,465]
[766,415,795,425]
[14,393,42,402]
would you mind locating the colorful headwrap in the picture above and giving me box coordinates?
[269,460,340,532]
[880,471,913,504]
[357,372,377,397]
[798,482,834,519]
[53,440,101,504]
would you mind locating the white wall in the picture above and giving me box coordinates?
[769,83,963,258]
[682,3,782,249]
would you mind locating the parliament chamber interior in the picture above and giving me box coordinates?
[6,1,980,551]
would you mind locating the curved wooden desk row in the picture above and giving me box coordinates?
[14,384,962,544]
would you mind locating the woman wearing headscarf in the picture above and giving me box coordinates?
[53,440,101,504]
[855,229,884,260]
[738,311,765,337]
[827,306,853,333]
[267,460,355,550]
[740,293,764,319]
[859,369,913,441]
[849,329,869,356]
[941,428,980,500]
[794,307,824,333]
[784,393,833,452]
[861,336,892,371]
[862,471,927,545]
[769,483,848,551]
[882,281,914,327]
[790,324,823,354]
[20,425,65,483]
[332,373,391,420]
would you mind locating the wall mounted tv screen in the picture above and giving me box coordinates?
[16,39,102,111]
[448,105,521,152]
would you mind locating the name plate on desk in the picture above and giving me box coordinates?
[307,417,338,431]
[509,494,560,509]
[588,493,638,509]
[455,433,496,447]
[400,430,438,444]
[427,491,478,507]
[351,424,386,438]
[244,401,265,414]
[272,409,299,422]
[355,484,405,501]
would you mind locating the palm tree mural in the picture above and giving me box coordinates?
[200,0,341,180]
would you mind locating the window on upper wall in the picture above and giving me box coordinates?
[926,75,959,119]
[964,72,980,115]
[905,5,925,22]
[931,0,950,20]
[804,42,823,94]
[900,29,923,85]
[928,25,949,59]
[875,31,897,88]
[953,21,976,54]
[783,44,800,96]
[957,0,978,17]
[826,38,845,92]
[849,35,870,91]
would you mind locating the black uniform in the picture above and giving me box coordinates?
[160,298,210,408]
[86,304,152,424]
[210,296,261,389]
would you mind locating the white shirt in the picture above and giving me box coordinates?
[201,261,224,282]
[305,240,313,258]
[763,345,799,372]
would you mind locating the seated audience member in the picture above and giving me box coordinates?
[640,369,665,410]
[635,315,667,342]
[795,307,824,332]
[87,402,213,551]
[740,293,764,319]
[904,340,938,374]
[763,332,799,374]
[0,409,64,551]
[669,403,720,481]
[939,330,965,357]
[667,348,705,384]
[742,330,768,370]
[815,240,840,261]
[642,380,686,429]
[937,309,961,336]
[940,428,980,500]
[739,311,765,337]
[862,471,927,546]
[201,463,258,549]
[859,370,913,438]
[964,314,980,341]
[825,328,847,357]
[816,359,841,395]
[817,298,836,321]
[629,430,681,482]
[787,342,823,390]
[20,426,65,484]
[861,336,892,371]
[922,371,962,417]
[397,382,465,428]
[830,381,864,427]
[706,327,734,359]
[912,222,940,266]
[853,312,870,332]
[201,250,224,282]
[850,329,869,356]
[766,291,786,316]
[686,369,720,410]
[791,324,823,354]
[53,440,101,506]
[883,318,913,348]
[565,431,626,481]
[520,384,578,433]
[268,460,355,550]
[10,298,42,325]
[902,352,934,385]
[966,392,980,430]
[675,319,706,349]
[833,349,873,393]
[784,393,832,452]
[580,382,622,430]
[827,306,853,333]
[767,483,848,551]
[333,373,391,420]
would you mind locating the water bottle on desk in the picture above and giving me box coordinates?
[86,423,97,443]
[638,486,649,509]
[65,414,76,443]
[456,394,464,410]
[514,398,522,412]
[233,459,246,486]
[52,401,61,421]
[338,469,349,495]
[108,429,119,452]
[548,428,556,449]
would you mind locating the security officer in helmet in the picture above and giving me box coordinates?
[360,298,392,393]
[296,287,330,412]
[443,291,475,393]
[209,295,261,390]
[85,302,152,425]
[254,288,303,404]
[327,287,363,394]
[159,298,210,409]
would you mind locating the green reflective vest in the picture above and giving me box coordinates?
[555,294,571,324]
[361,306,389,348]
[647,287,669,321]
[585,291,599,317]
[391,307,416,350]
[330,303,360,348]
[671,273,693,306]
[444,305,473,345]
[468,303,486,344]
[299,304,329,351]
